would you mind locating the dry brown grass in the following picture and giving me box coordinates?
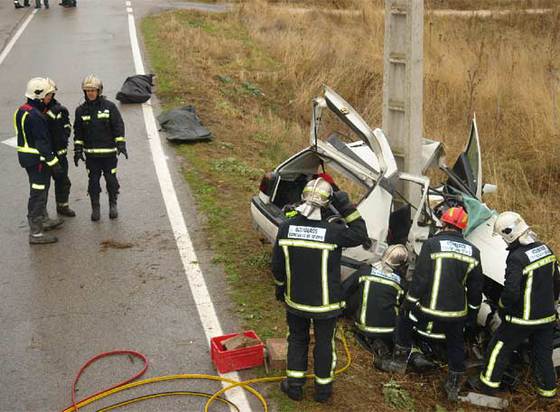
[142,1,560,410]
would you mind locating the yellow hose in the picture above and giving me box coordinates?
[63,332,351,412]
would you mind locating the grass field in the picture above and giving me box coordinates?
[142,1,560,410]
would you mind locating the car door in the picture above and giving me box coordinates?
[447,115,483,199]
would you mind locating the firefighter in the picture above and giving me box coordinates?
[388,206,483,401]
[272,177,368,403]
[74,74,127,221]
[44,79,75,217]
[16,77,65,244]
[344,245,407,363]
[469,212,560,399]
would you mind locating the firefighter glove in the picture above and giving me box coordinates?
[331,191,352,215]
[275,286,285,302]
[117,143,128,159]
[51,162,64,178]
[74,147,85,167]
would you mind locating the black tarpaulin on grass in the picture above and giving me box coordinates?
[116,74,154,104]
[157,106,213,142]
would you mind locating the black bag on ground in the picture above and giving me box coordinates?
[116,74,154,103]
[157,106,213,142]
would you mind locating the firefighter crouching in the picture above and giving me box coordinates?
[385,206,483,401]
[16,77,65,244]
[469,212,560,399]
[343,245,408,365]
[272,177,369,403]
[74,74,127,221]
[45,79,75,217]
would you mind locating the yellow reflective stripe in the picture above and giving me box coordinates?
[57,149,68,155]
[406,294,419,303]
[111,168,117,174]
[31,183,45,190]
[505,314,557,326]
[468,303,480,310]
[46,110,56,119]
[322,249,330,306]
[344,210,361,223]
[430,257,442,309]
[302,187,330,199]
[84,148,117,153]
[482,340,504,387]
[330,328,337,378]
[46,157,59,167]
[273,278,284,286]
[279,239,336,250]
[523,255,556,274]
[430,252,478,267]
[359,275,402,292]
[286,370,305,378]
[359,281,370,326]
[64,124,72,129]
[74,140,84,145]
[282,245,291,301]
[415,327,446,340]
[57,113,63,119]
[17,146,40,154]
[81,115,91,121]
[356,322,394,334]
[285,296,344,313]
[97,113,110,119]
[419,304,467,318]
[536,387,557,397]
[114,137,126,142]
[315,376,334,385]
[523,271,533,320]
[20,111,30,148]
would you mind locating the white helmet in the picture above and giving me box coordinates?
[493,211,530,244]
[301,178,333,208]
[382,244,409,269]
[25,77,56,100]
[82,74,103,94]
[46,78,58,93]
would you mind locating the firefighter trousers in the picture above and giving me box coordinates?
[25,163,51,223]
[286,311,337,393]
[396,310,466,372]
[480,322,557,397]
[86,156,119,199]
[52,155,71,205]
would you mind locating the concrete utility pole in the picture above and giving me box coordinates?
[382,0,424,204]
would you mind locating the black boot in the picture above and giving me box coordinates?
[15,2,24,9]
[42,209,64,231]
[24,0,30,5]
[29,218,58,244]
[377,344,409,374]
[57,203,76,217]
[280,380,303,401]
[314,383,332,403]
[409,351,437,373]
[109,194,118,219]
[443,370,464,402]
[91,195,100,221]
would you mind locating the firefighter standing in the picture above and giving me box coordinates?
[272,177,369,403]
[44,79,75,217]
[344,245,407,363]
[470,212,559,399]
[16,77,65,244]
[387,207,483,401]
[74,74,127,221]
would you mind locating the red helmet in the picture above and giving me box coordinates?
[441,207,468,230]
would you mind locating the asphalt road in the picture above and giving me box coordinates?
[0,2,249,411]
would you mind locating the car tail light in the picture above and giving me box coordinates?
[259,172,277,196]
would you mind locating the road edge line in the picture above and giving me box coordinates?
[0,10,37,66]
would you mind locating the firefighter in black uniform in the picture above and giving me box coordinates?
[16,77,65,244]
[388,206,483,401]
[74,74,127,221]
[44,79,75,217]
[343,245,407,362]
[470,212,560,399]
[272,177,369,403]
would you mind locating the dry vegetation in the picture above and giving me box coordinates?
[142,1,560,410]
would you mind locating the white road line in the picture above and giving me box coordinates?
[1,136,18,148]
[126,5,254,411]
[0,10,38,66]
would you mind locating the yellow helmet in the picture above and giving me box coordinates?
[25,77,56,100]
[81,74,103,94]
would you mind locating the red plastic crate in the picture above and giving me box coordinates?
[210,330,264,373]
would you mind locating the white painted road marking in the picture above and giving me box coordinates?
[0,10,38,66]
[1,137,17,149]
[127,3,253,411]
